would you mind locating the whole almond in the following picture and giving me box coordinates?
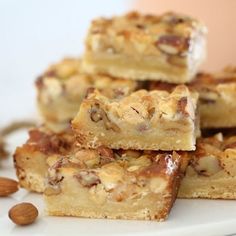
[9,202,38,225]
[0,177,18,196]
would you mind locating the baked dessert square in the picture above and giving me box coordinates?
[14,127,74,193]
[44,148,189,221]
[190,67,236,128]
[36,58,139,132]
[178,132,236,199]
[72,85,199,151]
[83,11,207,83]
[149,66,236,128]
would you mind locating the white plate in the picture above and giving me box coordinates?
[1,131,236,236]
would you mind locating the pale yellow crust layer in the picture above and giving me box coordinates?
[45,149,188,221]
[83,11,207,83]
[36,58,139,132]
[72,85,199,151]
[179,133,236,199]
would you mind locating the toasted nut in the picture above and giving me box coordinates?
[156,35,189,55]
[44,186,61,196]
[99,163,124,191]
[75,171,100,187]
[90,105,103,122]
[90,104,120,132]
[73,149,99,168]
[98,146,114,164]
[9,202,38,225]
[177,97,188,116]
[129,155,152,169]
[0,177,18,196]
[192,155,222,176]
[102,113,121,132]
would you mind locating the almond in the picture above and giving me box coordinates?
[9,202,38,225]
[0,177,19,196]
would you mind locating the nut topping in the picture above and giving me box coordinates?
[97,146,114,164]
[99,163,124,191]
[177,97,188,116]
[192,155,222,176]
[156,35,189,55]
[90,104,103,122]
[75,170,100,187]
[44,185,61,196]
[90,104,120,132]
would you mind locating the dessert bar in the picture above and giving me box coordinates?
[36,58,139,132]
[83,11,207,83]
[149,67,236,128]
[45,147,189,221]
[178,132,236,199]
[72,85,199,151]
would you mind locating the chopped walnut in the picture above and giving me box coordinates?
[75,170,100,187]
[89,103,120,132]
[156,35,189,55]
[177,97,188,116]
[97,146,114,164]
[191,155,222,176]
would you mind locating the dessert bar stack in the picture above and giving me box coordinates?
[13,11,236,222]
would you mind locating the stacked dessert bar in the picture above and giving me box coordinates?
[14,11,236,221]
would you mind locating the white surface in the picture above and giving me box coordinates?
[1,1,236,235]
[0,0,130,125]
[1,131,236,236]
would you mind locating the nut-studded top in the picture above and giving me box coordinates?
[188,132,236,177]
[83,85,198,125]
[149,66,236,105]
[86,11,207,57]
[46,147,187,200]
[36,58,139,100]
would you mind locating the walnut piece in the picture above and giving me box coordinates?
[156,35,189,55]
[89,104,120,132]
[192,155,222,176]
[75,170,100,187]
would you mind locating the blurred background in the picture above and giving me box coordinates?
[0,0,235,125]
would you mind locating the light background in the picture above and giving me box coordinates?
[0,0,235,125]
[0,0,129,125]
[133,0,236,71]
